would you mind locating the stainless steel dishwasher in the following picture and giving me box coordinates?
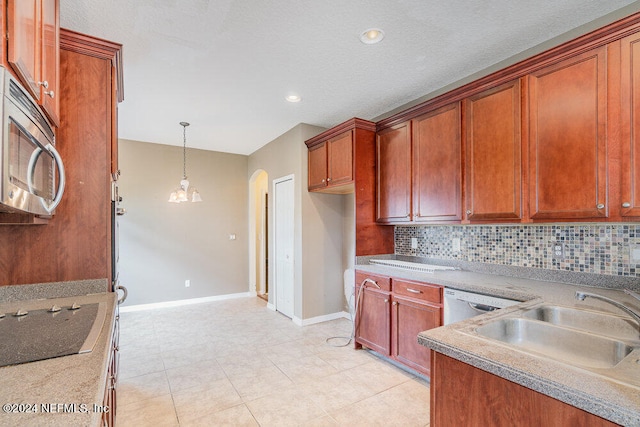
[443,288,521,325]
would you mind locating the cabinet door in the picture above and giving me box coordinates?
[528,48,608,219]
[40,0,60,126]
[621,33,640,217]
[377,122,412,223]
[412,102,461,222]
[354,286,391,356]
[392,295,441,375]
[7,0,41,99]
[465,80,522,220]
[307,142,328,191]
[327,130,353,186]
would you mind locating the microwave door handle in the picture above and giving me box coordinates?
[44,143,65,213]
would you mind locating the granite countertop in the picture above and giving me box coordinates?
[354,264,640,426]
[0,285,117,427]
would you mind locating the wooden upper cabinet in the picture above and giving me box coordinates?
[377,122,412,223]
[307,130,353,193]
[465,79,522,221]
[412,102,461,222]
[528,47,608,220]
[620,32,640,217]
[7,0,60,126]
[327,130,353,186]
[7,0,40,97]
[39,0,59,126]
[308,142,328,190]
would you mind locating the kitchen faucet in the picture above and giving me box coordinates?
[575,289,640,335]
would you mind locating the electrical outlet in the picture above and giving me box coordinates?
[452,238,461,252]
[552,243,565,260]
[631,245,640,262]
[185,279,190,288]
[411,237,418,249]
[229,234,236,240]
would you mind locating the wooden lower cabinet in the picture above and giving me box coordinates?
[430,352,619,427]
[392,295,440,375]
[354,285,391,356]
[102,309,119,426]
[354,270,442,376]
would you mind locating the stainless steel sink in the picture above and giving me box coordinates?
[521,305,639,341]
[476,317,636,369]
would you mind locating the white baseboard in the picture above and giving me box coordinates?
[119,292,252,312]
[293,310,351,326]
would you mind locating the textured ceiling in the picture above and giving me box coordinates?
[60,0,639,155]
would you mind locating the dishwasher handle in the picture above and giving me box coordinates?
[467,302,498,313]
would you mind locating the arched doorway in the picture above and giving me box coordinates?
[249,170,269,300]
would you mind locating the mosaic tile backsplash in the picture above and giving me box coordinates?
[395,224,640,278]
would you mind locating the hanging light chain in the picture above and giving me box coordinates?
[180,122,189,180]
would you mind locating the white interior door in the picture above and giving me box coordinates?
[274,175,294,318]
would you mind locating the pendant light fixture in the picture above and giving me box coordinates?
[168,122,203,203]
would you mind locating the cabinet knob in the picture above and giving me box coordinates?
[38,80,49,89]
[392,301,398,306]
[327,178,331,182]
[384,299,389,303]
[45,90,55,99]
[596,203,605,209]
[622,202,631,208]
[321,179,325,183]
[466,210,472,215]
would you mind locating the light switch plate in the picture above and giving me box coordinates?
[631,245,640,262]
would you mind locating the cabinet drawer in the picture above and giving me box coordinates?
[355,270,391,292]
[392,279,442,304]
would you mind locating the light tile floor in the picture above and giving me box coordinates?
[117,297,430,426]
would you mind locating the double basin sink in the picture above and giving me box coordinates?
[474,303,640,387]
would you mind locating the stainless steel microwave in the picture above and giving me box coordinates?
[0,66,64,216]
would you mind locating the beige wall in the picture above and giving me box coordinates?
[118,139,249,306]
[248,123,348,321]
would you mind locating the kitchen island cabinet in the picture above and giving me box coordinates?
[430,352,618,427]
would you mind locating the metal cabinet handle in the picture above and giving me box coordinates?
[327,178,331,182]
[115,284,128,304]
[321,179,326,183]
[466,209,472,215]
[38,80,49,88]
[384,299,389,303]
[45,90,55,99]
[392,301,398,306]
[597,203,605,209]
[406,288,422,294]
[116,207,127,216]
[622,202,631,208]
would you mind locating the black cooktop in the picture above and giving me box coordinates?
[0,303,99,367]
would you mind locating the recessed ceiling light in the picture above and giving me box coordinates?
[285,94,301,103]
[360,28,384,44]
